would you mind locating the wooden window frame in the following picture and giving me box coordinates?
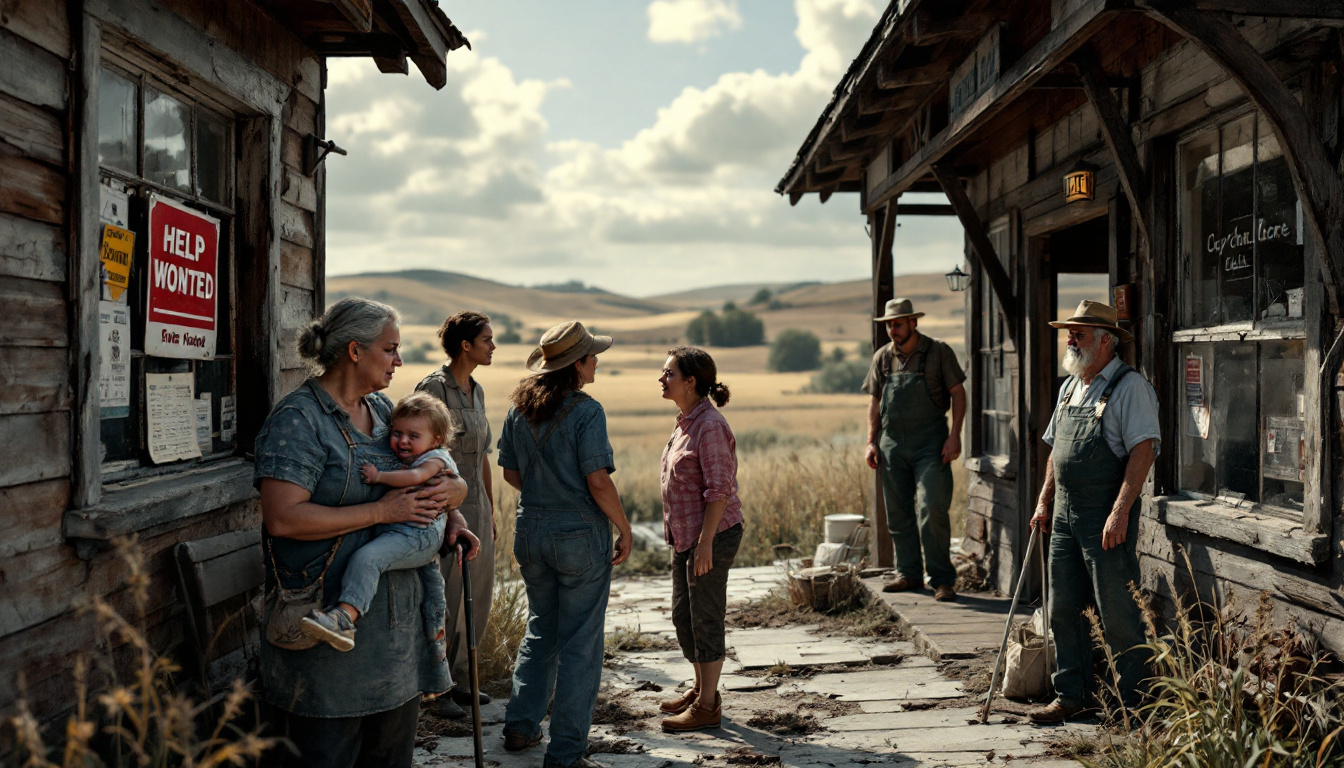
[968,214,1017,478]
[1153,106,1329,565]
[67,3,290,556]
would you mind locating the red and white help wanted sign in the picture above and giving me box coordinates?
[146,195,219,359]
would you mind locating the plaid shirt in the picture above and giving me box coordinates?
[660,400,743,552]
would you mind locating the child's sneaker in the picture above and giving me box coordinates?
[300,607,356,652]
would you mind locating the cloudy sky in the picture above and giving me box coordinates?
[323,0,963,296]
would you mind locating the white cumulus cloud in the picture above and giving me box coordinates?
[647,0,742,44]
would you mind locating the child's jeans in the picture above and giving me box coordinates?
[339,516,448,657]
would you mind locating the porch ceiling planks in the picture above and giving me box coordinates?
[1142,0,1344,18]
[931,162,1018,345]
[1137,6,1344,309]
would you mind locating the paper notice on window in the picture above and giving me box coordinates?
[146,373,203,464]
[1185,356,1210,439]
[220,395,236,443]
[195,393,213,453]
[99,301,131,418]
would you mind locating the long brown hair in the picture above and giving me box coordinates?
[667,345,730,407]
[511,364,584,424]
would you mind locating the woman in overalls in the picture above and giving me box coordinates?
[417,310,497,718]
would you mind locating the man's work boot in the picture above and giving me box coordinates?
[881,576,924,593]
[1028,699,1091,724]
[934,585,957,602]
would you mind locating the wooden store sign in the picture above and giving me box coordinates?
[949,25,1002,118]
[146,195,219,359]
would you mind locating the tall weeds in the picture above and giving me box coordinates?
[1085,560,1344,768]
[3,536,277,768]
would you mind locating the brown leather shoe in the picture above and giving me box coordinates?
[881,576,924,593]
[659,687,699,715]
[503,730,543,751]
[934,585,957,602]
[662,691,721,732]
[1028,699,1090,724]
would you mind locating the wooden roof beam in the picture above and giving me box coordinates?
[877,60,951,90]
[1138,5,1344,309]
[840,115,891,142]
[330,0,374,33]
[906,11,992,47]
[1143,0,1344,18]
[932,162,1018,346]
[858,90,922,117]
[1075,46,1150,247]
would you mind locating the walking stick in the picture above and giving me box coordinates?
[979,525,1039,724]
[458,540,485,768]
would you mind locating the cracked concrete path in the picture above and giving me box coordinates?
[414,565,1094,768]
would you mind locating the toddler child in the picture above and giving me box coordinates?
[301,392,457,654]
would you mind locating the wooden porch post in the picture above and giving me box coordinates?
[870,200,896,568]
[1075,46,1151,249]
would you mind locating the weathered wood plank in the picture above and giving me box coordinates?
[0,27,67,111]
[0,412,69,487]
[0,153,66,225]
[280,240,316,291]
[71,11,101,510]
[0,479,68,559]
[279,285,315,330]
[278,201,314,248]
[0,93,63,166]
[0,276,66,347]
[282,90,317,134]
[280,367,308,397]
[1155,497,1327,564]
[0,211,64,282]
[0,0,70,57]
[63,461,257,544]
[281,167,318,212]
[0,347,71,415]
[281,127,304,171]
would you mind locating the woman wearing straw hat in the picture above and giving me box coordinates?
[497,321,633,768]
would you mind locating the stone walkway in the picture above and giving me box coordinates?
[415,565,1094,768]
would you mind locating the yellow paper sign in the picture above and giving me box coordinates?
[100,224,135,302]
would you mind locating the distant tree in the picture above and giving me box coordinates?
[768,329,822,372]
[829,346,847,363]
[497,327,522,344]
[722,300,737,312]
[766,298,790,311]
[717,308,764,347]
[685,311,722,346]
[749,288,772,305]
[805,359,869,394]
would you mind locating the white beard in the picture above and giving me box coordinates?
[1062,335,1101,376]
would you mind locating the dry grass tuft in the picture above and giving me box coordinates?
[604,626,677,657]
[476,579,528,698]
[2,536,278,768]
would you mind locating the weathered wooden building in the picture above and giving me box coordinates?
[781,0,1344,647]
[0,0,467,721]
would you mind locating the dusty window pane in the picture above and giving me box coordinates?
[1181,130,1220,327]
[1218,117,1256,323]
[1260,340,1305,509]
[196,110,229,204]
[1212,342,1258,499]
[1255,152,1304,319]
[1179,343,1216,495]
[144,88,190,192]
[98,68,137,173]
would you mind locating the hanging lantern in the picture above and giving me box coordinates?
[945,265,970,292]
[1063,160,1097,203]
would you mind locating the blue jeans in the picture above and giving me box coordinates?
[339,517,447,646]
[505,511,612,768]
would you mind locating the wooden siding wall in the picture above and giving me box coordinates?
[0,0,324,721]
[959,12,1344,647]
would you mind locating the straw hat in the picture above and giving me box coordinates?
[1049,300,1132,343]
[873,297,925,322]
[526,321,613,374]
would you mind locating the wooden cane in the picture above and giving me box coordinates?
[979,526,1039,724]
[458,540,484,768]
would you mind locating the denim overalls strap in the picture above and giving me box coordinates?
[879,344,947,450]
[1052,366,1134,517]
[519,395,585,491]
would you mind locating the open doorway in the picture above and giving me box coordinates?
[1047,217,1111,401]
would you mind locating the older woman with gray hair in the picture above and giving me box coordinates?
[254,296,479,768]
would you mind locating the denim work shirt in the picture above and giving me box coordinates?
[497,393,615,518]
[1042,356,1162,459]
[254,379,452,717]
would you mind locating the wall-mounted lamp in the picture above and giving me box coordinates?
[1063,160,1096,204]
[304,134,348,176]
[945,265,970,292]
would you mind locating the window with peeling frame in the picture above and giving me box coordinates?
[95,63,238,482]
[1175,111,1306,517]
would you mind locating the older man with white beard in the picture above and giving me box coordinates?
[1027,300,1160,724]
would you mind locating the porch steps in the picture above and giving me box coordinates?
[860,576,1017,661]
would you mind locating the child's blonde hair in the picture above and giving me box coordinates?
[390,392,452,448]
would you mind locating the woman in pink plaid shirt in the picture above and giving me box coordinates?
[656,346,744,733]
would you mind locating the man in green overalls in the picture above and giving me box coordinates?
[863,298,966,603]
[1028,301,1159,724]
